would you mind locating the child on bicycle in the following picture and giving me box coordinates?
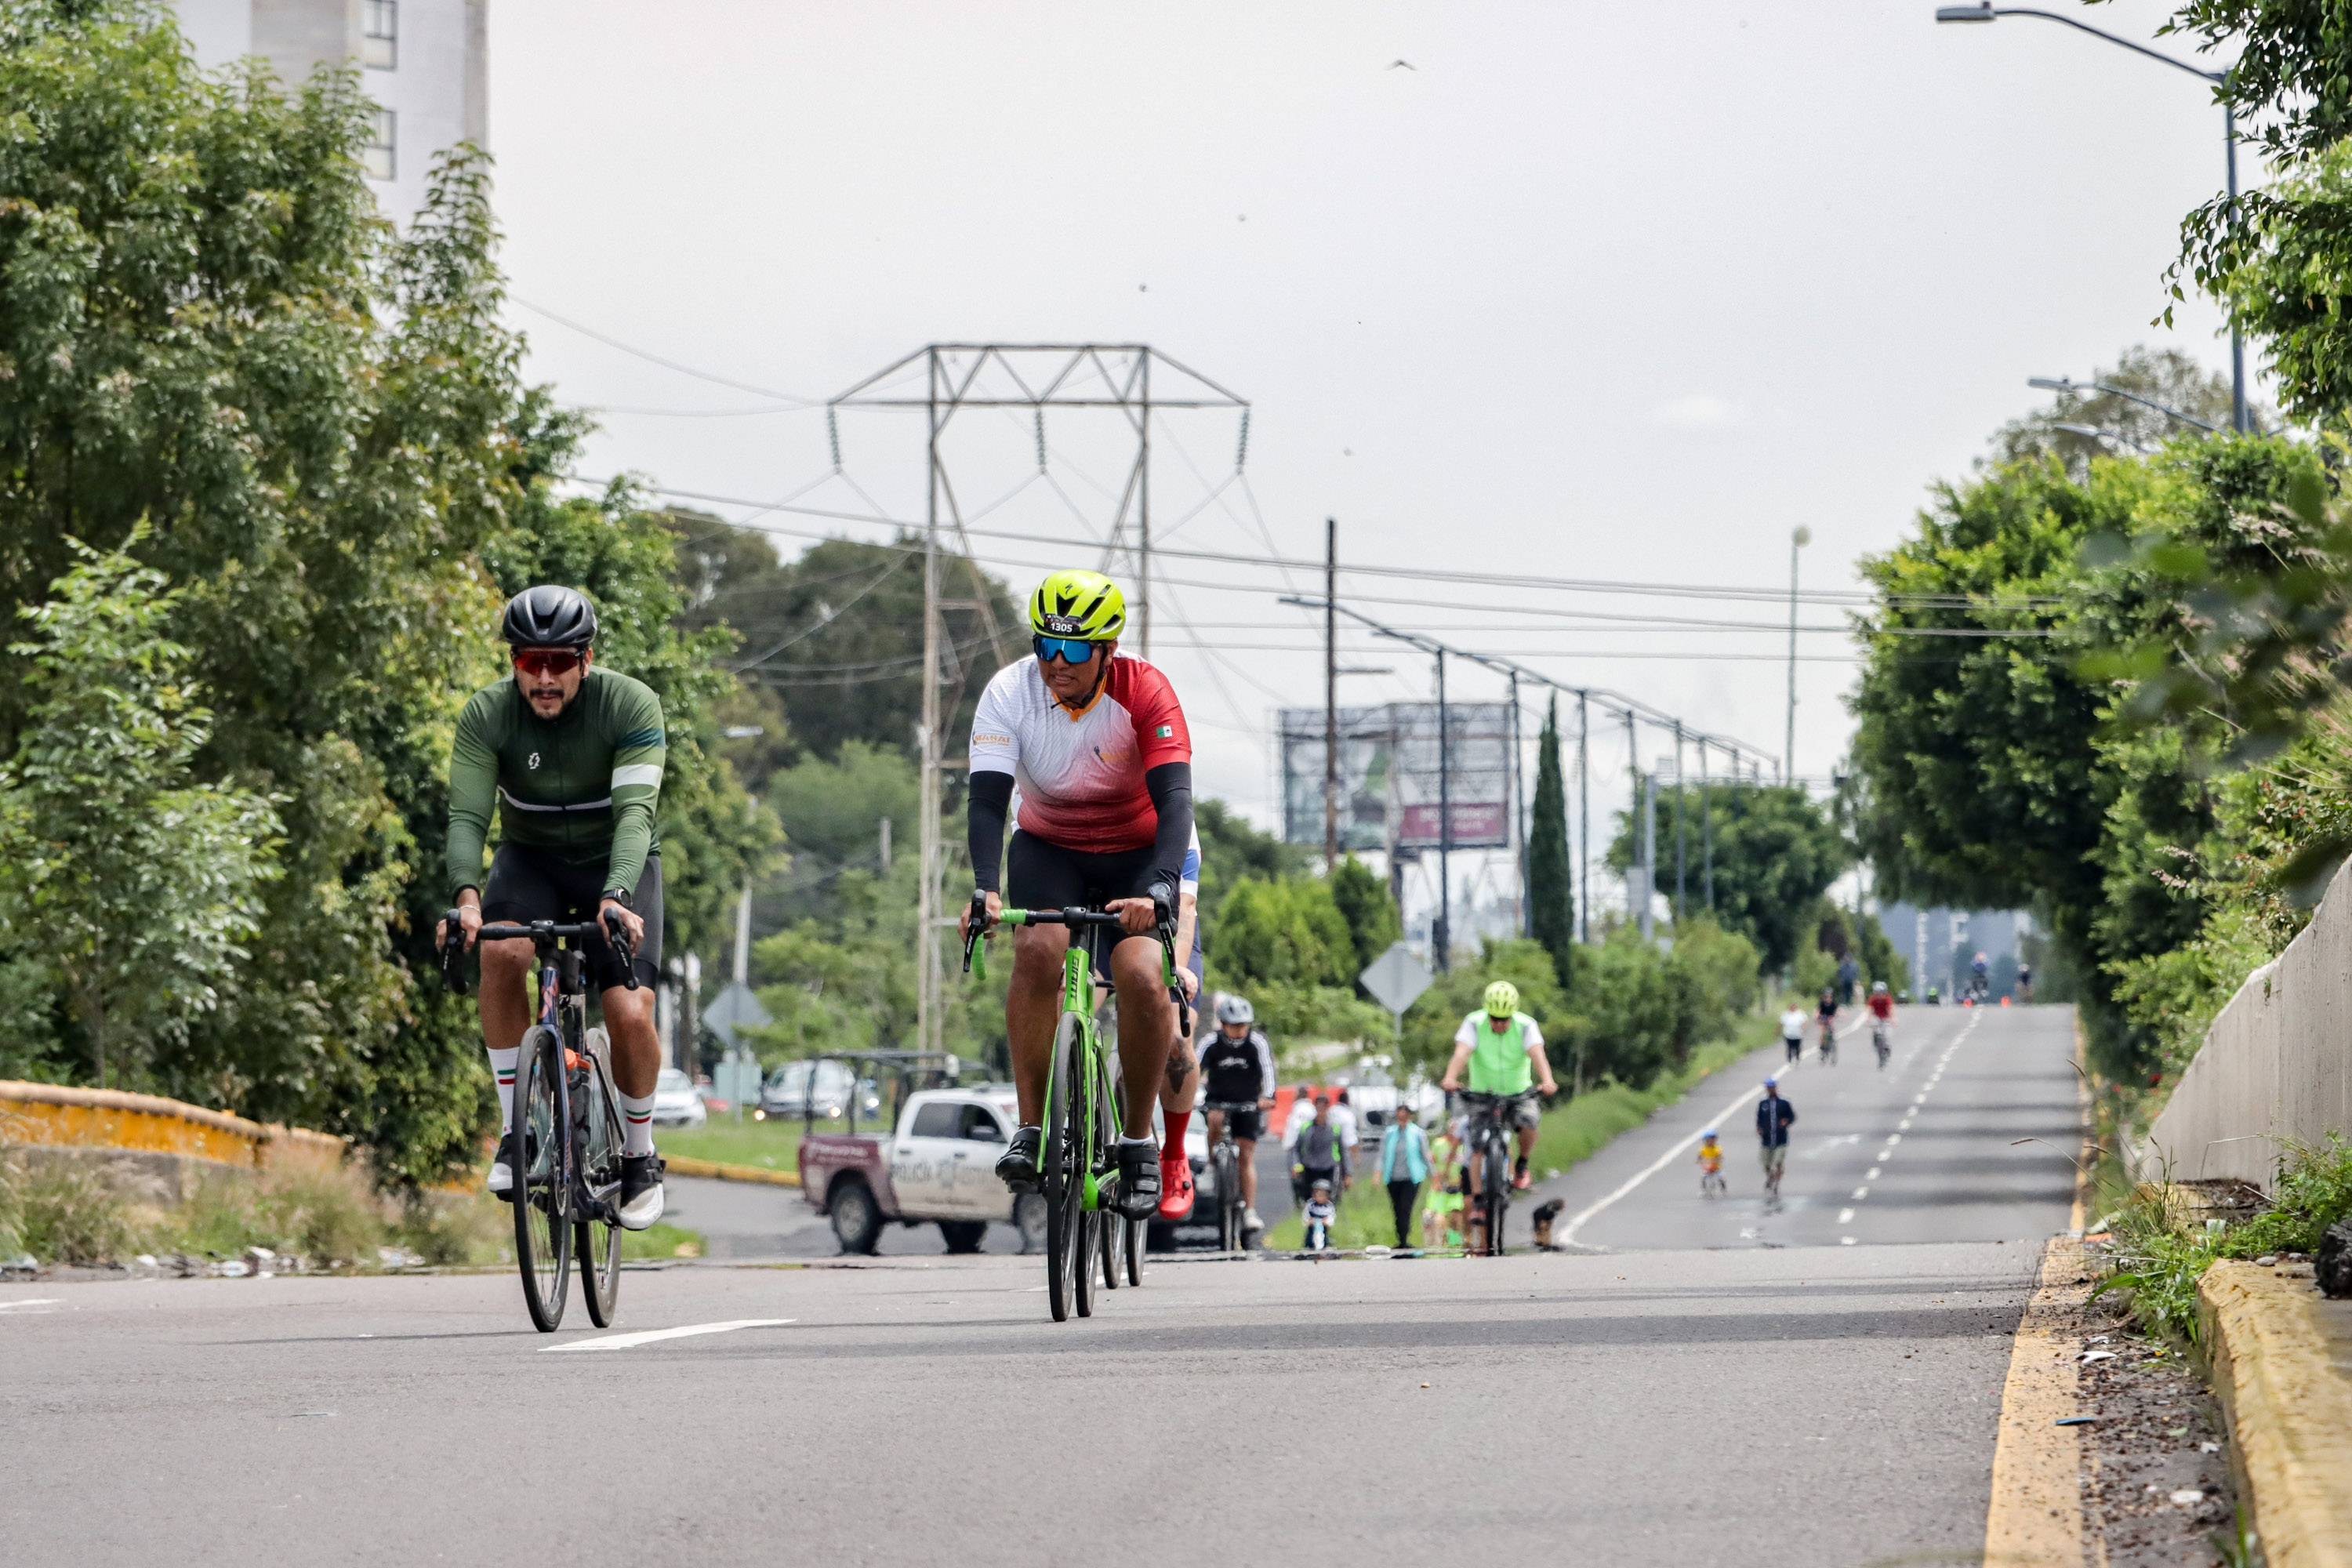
[1697,1127,1723,1192]
[1302,1178,1338,1252]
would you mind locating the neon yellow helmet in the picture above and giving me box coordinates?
[1028,569,1127,641]
[1483,981,1520,1018]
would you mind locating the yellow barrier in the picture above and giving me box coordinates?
[663,1154,800,1189]
[0,1080,344,1169]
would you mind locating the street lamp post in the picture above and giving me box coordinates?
[1936,5,2249,434]
[2027,375,2220,433]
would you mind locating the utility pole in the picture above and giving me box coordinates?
[916,348,944,1054]
[1509,670,1524,936]
[1639,766,1657,942]
[1787,525,1809,785]
[1323,517,1338,870]
[1137,352,1152,656]
[1577,691,1590,945]
[1672,722,1687,923]
[1624,708,1639,931]
[1700,740,1715,909]
[1435,648,1452,971]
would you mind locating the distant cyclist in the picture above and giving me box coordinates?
[2016,961,2034,1004]
[1815,986,1839,1060]
[440,586,668,1230]
[1778,1000,1808,1063]
[1867,979,1895,1065]
[961,569,1193,1221]
[1756,1076,1795,1198]
[1439,981,1559,1192]
[1969,951,1991,1003]
[1199,994,1276,1235]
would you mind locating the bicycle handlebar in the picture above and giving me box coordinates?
[438,911,640,995]
[960,890,1175,985]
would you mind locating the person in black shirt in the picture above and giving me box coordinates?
[1200,995,1276,1235]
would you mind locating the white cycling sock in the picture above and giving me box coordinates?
[619,1088,656,1156]
[486,1046,518,1133]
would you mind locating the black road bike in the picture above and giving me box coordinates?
[1202,1100,1255,1251]
[443,911,638,1333]
[1459,1089,1537,1258]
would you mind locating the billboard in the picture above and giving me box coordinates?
[1278,702,1515,852]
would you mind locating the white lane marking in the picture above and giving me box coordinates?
[1898,1119,1913,1131]
[1841,1236,1857,1246]
[1838,1207,1856,1223]
[540,1318,793,1352]
[1867,1167,1882,1180]
[1885,1134,1903,1146]
[1852,1186,1869,1200]
[1556,1010,1918,1249]
[0,1298,60,1312]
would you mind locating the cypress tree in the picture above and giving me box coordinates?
[1528,695,1574,989]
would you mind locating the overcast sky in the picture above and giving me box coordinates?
[488,0,2245,878]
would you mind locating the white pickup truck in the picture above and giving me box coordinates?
[798,1085,1046,1255]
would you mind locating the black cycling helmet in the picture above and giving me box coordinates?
[501,585,598,649]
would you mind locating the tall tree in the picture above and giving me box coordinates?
[1607,783,1843,975]
[1329,855,1401,980]
[1526,696,1573,988]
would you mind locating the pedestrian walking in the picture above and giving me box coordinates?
[1292,1095,1346,1204]
[1378,1105,1431,1247]
[1756,1076,1795,1199]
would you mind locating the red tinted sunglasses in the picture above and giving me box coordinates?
[513,648,585,678]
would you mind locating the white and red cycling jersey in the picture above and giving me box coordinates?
[967,654,1191,853]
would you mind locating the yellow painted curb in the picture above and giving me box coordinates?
[1982,1236,2092,1566]
[663,1155,800,1189]
[2201,1261,2352,1568]
[1,1080,343,1168]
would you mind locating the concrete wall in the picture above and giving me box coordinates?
[2136,858,2352,1191]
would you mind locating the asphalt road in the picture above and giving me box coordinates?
[2,1005,2084,1566]
[1519,1001,2081,1252]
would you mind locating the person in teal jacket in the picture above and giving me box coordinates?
[1380,1105,1432,1247]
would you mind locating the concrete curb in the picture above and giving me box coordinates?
[2201,1261,2352,1568]
[664,1155,800,1188]
[1980,1236,2092,1564]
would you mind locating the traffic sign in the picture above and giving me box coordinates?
[702,981,770,1049]
[1359,942,1434,1018]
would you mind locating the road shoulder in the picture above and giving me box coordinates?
[1982,1236,2092,1565]
[2201,1260,2352,1568]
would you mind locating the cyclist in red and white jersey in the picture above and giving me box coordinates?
[960,569,1193,1221]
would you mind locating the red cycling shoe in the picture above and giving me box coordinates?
[1157,1152,1194,1220]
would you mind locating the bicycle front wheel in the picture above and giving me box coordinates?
[1213,1142,1240,1251]
[1044,1012,1083,1323]
[1483,1138,1511,1258]
[512,1027,573,1332]
[1073,1035,1111,1319]
[575,1039,624,1327]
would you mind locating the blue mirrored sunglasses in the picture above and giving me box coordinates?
[1033,634,1102,665]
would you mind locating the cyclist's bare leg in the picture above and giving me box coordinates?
[596,983,659,1098]
[1160,1030,1198,1119]
[1107,936,1175,1138]
[1515,1123,1539,1163]
[478,937,537,1053]
[1005,921,1074,1124]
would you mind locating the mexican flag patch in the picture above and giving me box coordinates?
[1156,725,1174,739]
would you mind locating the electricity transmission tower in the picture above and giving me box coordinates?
[826,345,1250,1054]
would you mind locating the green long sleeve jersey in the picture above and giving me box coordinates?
[445,667,667,898]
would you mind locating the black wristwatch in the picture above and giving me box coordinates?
[601,889,633,911]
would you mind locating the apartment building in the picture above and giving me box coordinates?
[174,0,488,227]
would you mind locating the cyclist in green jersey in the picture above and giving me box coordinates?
[1438,981,1559,1191]
[436,586,670,1229]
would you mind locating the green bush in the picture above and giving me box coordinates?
[1215,876,1355,990]
[5,1157,137,1265]
[2223,1135,2352,1258]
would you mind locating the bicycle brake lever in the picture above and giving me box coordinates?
[602,908,641,991]
[439,909,469,997]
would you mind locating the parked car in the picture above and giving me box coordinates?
[760,1059,880,1123]
[651,1065,706,1128]
[799,1086,1046,1254]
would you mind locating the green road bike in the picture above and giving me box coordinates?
[966,897,1174,1323]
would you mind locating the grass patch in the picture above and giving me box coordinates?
[2093,1134,2352,1346]
[622,1221,705,1260]
[4,1157,139,1264]
[157,1161,392,1267]
[655,1115,866,1169]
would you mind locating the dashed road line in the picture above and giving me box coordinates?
[539,1318,794,1352]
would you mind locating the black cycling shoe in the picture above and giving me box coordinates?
[1113,1138,1160,1219]
[618,1153,665,1231]
[996,1125,1044,1192]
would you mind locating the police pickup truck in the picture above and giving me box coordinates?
[798,1085,1046,1255]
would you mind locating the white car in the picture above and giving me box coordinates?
[651,1065,707,1128]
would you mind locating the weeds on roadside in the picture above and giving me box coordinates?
[2221,1133,2352,1258]
[6,1157,140,1265]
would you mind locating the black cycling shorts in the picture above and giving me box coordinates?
[1205,1105,1263,1141]
[481,843,662,993]
[1008,830,1166,979]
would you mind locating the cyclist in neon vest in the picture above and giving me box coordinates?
[1438,981,1560,1191]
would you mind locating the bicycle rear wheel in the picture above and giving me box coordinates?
[1073,1039,1109,1318]
[1044,1012,1083,1323]
[1213,1142,1240,1251]
[512,1027,572,1331]
[575,1039,624,1327]
[1101,1078,1127,1292]
[1124,1213,1144,1286]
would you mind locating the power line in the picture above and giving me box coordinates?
[514,298,819,406]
